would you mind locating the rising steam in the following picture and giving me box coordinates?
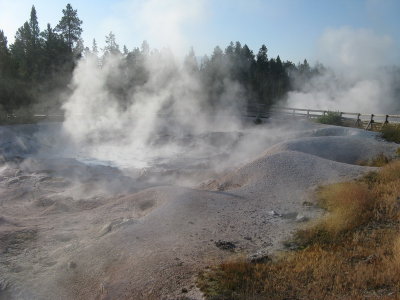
[286,27,399,114]
[62,50,244,169]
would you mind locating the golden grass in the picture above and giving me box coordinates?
[381,125,400,143]
[357,152,392,167]
[198,162,400,300]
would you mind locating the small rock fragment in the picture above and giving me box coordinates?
[268,210,281,217]
[296,214,308,222]
[248,251,271,264]
[68,261,77,269]
[215,240,236,251]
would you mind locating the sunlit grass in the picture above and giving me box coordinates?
[381,125,400,143]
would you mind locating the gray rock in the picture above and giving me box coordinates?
[215,240,236,251]
[248,250,271,264]
[68,261,77,269]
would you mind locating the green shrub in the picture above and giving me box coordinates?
[316,111,342,126]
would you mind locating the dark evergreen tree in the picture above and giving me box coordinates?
[55,3,83,51]
[0,30,9,71]
[225,42,234,56]
[253,44,269,107]
[257,45,268,67]
[12,22,32,80]
[0,30,13,112]
[29,6,40,48]
[41,23,69,70]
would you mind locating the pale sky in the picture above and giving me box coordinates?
[0,0,399,65]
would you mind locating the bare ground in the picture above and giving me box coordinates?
[0,121,396,299]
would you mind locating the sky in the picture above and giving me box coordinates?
[0,0,399,65]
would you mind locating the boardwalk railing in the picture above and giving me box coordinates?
[0,113,64,123]
[247,105,400,131]
[2,107,400,131]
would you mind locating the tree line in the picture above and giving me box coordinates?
[0,4,83,114]
[0,3,319,115]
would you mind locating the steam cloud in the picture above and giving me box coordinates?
[62,25,399,170]
[63,0,248,171]
[286,27,399,114]
[62,50,244,169]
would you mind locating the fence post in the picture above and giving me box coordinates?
[355,113,361,127]
[380,114,390,130]
[365,114,374,131]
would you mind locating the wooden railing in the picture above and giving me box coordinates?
[2,107,400,131]
[247,106,400,130]
[0,113,64,125]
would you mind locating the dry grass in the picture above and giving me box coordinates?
[357,152,392,167]
[198,162,400,300]
[381,125,400,143]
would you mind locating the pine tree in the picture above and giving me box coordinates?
[40,22,69,70]
[41,23,57,69]
[141,40,150,56]
[256,44,268,66]
[184,47,198,74]
[29,6,40,47]
[12,22,32,79]
[123,45,129,55]
[92,38,98,55]
[0,30,12,112]
[0,30,9,63]
[225,41,234,56]
[234,41,242,57]
[41,23,55,45]
[74,38,84,58]
[55,3,83,51]
[299,59,311,75]
[28,6,43,80]
[0,30,11,79]
[104,32,120,55]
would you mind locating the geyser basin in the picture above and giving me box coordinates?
[0,120,397,300]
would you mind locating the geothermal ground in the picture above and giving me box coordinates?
[0,119,397,300]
